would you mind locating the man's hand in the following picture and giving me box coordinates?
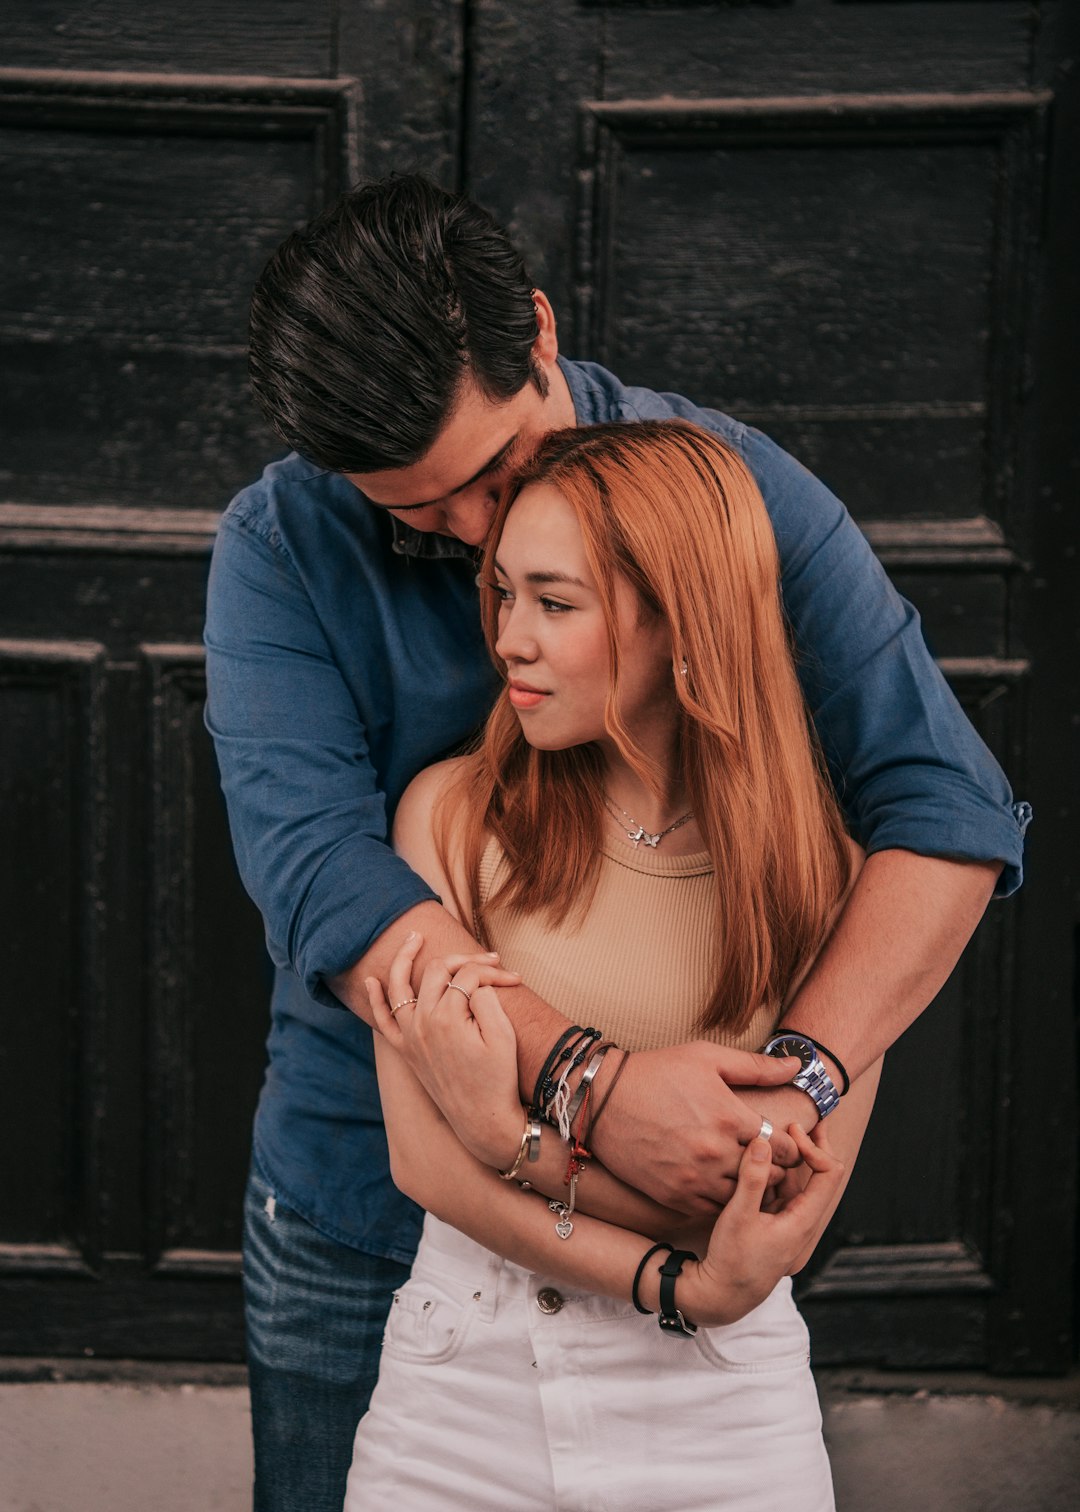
[588,1042,802,1214]
[737,1082,821,1140]
[676,1124,845,1327]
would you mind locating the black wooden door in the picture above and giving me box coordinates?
[0,1,466,1361]
[463,0,1079,1372]
[2,2,1076,1372]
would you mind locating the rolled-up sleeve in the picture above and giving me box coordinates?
[742,426,1028,896]
[204,514,437,1005]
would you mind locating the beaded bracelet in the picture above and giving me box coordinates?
[530,1027,581,1113]
[542,1029,601,1127]
[534,1026,599,1118]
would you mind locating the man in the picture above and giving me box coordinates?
[205,174,1028,1510]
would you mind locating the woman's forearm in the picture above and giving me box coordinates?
[376,1034,854,1326]
[511,1115,705,1248]
[375,1036,674,1307]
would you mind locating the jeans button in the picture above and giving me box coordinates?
[536,1287,564,1315]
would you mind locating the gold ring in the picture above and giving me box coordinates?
[390,997,418,1016]
[447,983,472,1003]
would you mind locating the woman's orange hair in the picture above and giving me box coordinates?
[437,419,852,1033]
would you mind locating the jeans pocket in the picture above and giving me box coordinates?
[692,1289,812,1375]
[380,1277,475,1366]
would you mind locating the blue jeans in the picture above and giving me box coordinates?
[243,1159,412,1512]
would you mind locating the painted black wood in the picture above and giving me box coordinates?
[462,0,1076,1374]
[0,0,1075,1371]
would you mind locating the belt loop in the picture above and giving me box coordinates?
[472,1249,502,1322]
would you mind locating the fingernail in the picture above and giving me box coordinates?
[751,1139,769,1162]
[485,951,499,958]
[404,930,417,943]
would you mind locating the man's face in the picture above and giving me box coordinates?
[343,291,575,546]
[344,374,567,547]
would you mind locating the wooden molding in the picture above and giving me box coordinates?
[0,1243,95,1278]
[154,1249,242,1280]
[804,1240,994,1298]
[0,68,359,194]
[582,90,1051,131]
[0,504,220,556]
[860,516,1021,572]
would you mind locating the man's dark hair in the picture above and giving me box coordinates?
[248,174,546,473]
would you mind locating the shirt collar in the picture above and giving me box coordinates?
[389,516,480,561]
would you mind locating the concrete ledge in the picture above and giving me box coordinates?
[1,1365,1078,1512]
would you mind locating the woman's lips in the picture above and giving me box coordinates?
[508,683,549,710]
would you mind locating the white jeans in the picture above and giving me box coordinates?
[345,1214,834,1512]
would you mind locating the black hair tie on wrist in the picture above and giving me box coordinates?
[631,1242,673,1315]
[657,1249,699,1337]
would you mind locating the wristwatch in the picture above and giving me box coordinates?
[762,1032,841,1120]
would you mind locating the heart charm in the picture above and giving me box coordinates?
[555,1217,574,1240]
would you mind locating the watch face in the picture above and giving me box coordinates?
[766,1034,816,1070]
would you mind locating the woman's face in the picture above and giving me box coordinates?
[489,482,675,754]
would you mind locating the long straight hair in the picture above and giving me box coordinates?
[437,420,852,1033]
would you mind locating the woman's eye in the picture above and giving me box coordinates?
[540,597,573,614]
[480,578,512,603]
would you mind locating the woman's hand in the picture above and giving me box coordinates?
[677,1123,844,1327]
[366,930,525,1169]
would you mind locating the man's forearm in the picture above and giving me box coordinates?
[329,898,573,1099]
[334,901,808,1212]
[776,848,1001,1083]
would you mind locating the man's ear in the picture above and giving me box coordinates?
[531,288,560,367]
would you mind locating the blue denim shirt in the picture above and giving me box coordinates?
[205,357,1029,1262]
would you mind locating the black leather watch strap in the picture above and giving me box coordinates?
[657,1248,699,1337]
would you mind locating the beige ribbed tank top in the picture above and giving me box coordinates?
[478,836,778,1054]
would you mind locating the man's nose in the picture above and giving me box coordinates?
[444,489,497,546]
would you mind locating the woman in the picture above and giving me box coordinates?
[344,420,881,1511]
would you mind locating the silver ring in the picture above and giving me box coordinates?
[758,1118,774,1142]
[390,997,418,1017]
[447,982,472,1003]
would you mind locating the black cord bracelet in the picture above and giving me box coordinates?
[537,1027,601,1119]
[783,1029,851,1096]
[531,1026,581,1113]
[631,1242,673,1315]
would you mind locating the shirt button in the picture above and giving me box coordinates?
[536,1287,564,1315]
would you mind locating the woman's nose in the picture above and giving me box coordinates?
[494,606,535,665]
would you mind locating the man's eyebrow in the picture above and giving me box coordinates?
[492,558,592,591]
[367,433,521,512]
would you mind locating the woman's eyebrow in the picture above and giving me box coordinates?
[526,570,592,588]
[492,558,591,590]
